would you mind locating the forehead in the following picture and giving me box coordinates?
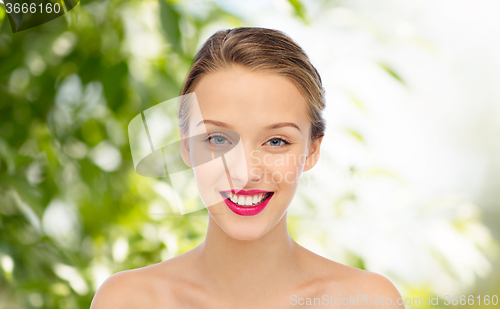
[191,66,310,132]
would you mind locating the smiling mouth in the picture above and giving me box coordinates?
[220,191,274,207]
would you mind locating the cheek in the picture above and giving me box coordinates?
[193,158,229,207]
[264,153,305,187]
[193,159,226,181]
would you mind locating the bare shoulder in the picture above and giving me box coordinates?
[325,261,404,308]
[90,253,194,309]
[347,269,405,307]
[90,265,167,309]
[299,248,405,308]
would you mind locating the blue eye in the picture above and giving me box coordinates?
[205,134,231,145]
[212,136,228,144]
[265,138,290,147]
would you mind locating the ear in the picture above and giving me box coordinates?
[180,134,193,168]
[303,136,323,172]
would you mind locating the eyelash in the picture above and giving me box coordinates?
[203,134,292,148]
[203,133,230,145]
[264,136,292,148]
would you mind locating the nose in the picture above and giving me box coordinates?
[223,140,262,187]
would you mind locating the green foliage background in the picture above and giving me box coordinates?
[1,1,499,309]
[0,0,248,308]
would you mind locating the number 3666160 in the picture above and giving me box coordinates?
[5,2,62,14]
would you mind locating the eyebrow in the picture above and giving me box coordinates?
[197,120,301,132]
[264,122,301,132]
[196,120,234,129]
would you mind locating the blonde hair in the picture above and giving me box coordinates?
[179,27,326,140]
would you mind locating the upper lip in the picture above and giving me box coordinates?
[220,189,273,195]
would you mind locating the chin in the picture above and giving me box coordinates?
[208,207,276,241]
[221,222,271,241]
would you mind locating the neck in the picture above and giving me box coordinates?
[194,213,301,292]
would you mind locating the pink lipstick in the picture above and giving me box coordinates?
[219,189,274,216]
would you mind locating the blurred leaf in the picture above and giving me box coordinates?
[350,96,365,111]
[0,138,16,174]
[378,62,406,85]
[99,61,128,112]
[0,5,6,25]
[6,6,23,33]
[63,0,80,12]
[5,0,66,33]
[343,128,365,143]
[287,0,308,24]
[159,0,182,55]
[342,88,367,111]
[345,251,366,270]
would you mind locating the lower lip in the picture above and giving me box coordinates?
[220,193,274,216]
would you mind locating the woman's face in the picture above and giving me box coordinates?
[181,65,322,241]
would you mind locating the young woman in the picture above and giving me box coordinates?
[91,27,405,308]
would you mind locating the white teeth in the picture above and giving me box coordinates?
[238,195,245,205]
[223,192,271,207]
[245,196,252,206]
[252,195,258,204]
